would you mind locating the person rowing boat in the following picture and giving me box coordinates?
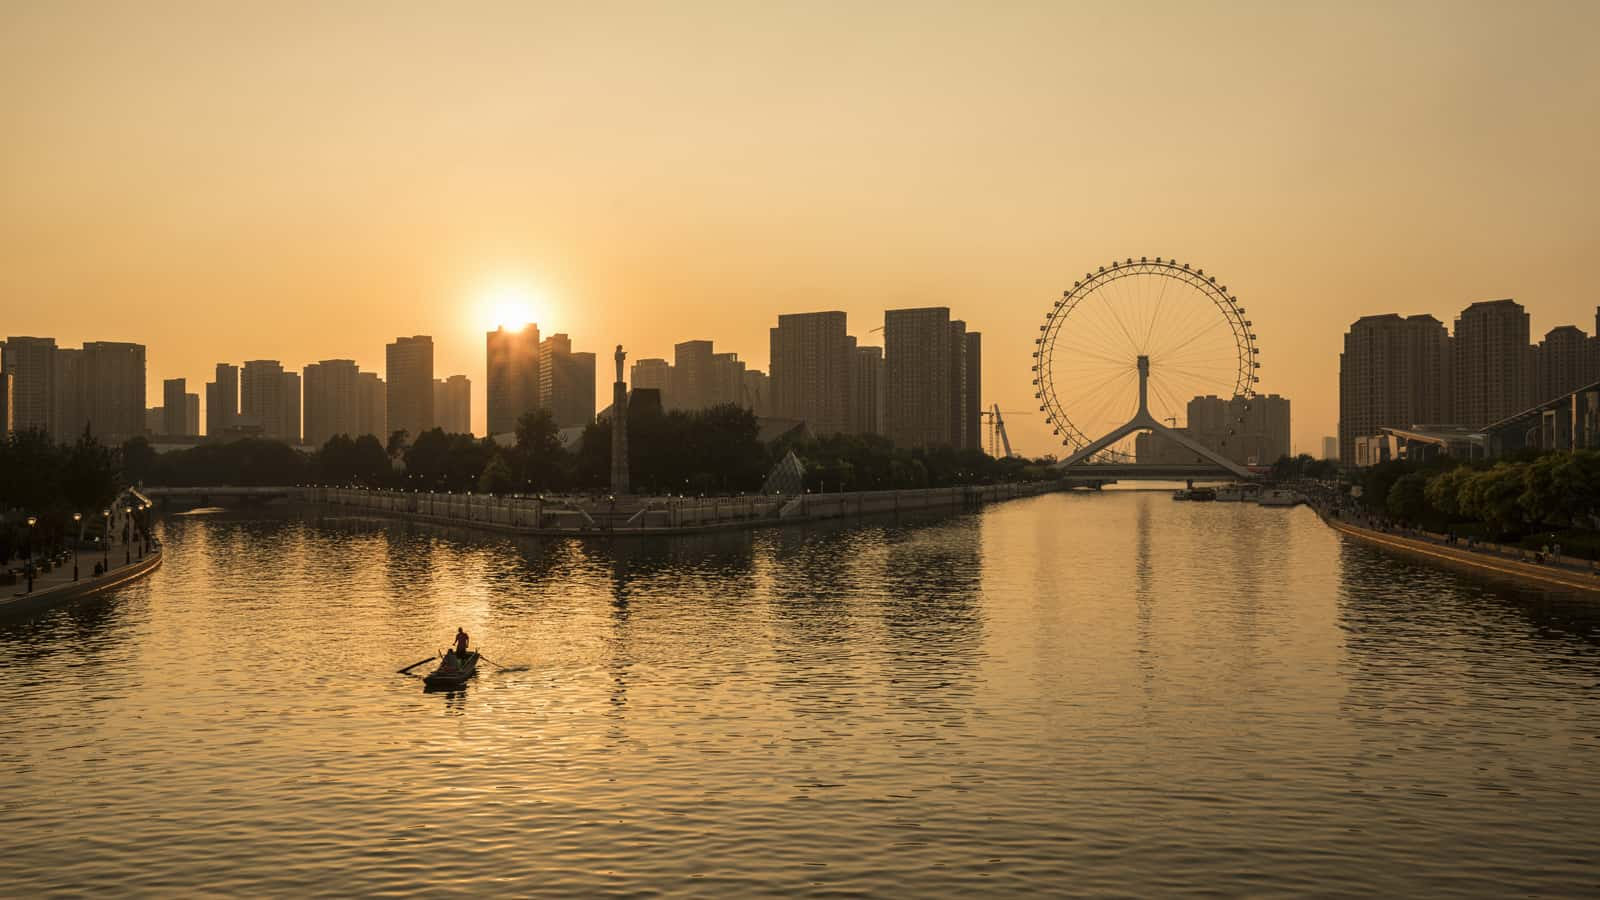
[439,628,471,672]
[425,629,479,688]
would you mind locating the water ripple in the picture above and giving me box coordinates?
[3,493,1600,895]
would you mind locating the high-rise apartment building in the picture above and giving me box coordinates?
[1187,395,1228,436]
[281,372,301,443]
[0,336,57,435]
[1,338,145,444]
[885,308,949,448]
[963,330,982,451]
[626,344,749,415]
[770,311,852,436]
[386,335,434,442]
[1322,436,1339,460]
[631,358,672,400]
[303,359,361,447]
[163,378,187,437]
[241,360,299,443]
[849,345,884,436]
[185,393,199,437]
[239,360,281,439]
[206,363,239,437]
[357,372,387,441]
[538,334,595,428]
[742,370,771,417]
[1453,299,1533,427]
[0,372,12,436]
[673,340,715,410]
[1337,313,1453,461]
[1537,325,1588,403]
[1237,393,1291,464]
[884,307,979,449]
[51,347,85,443]
[203,382,224,437]
[1137,393,1291,466]
[947,321,967,450]
[81,342,145,444]
[433,374,472,434]
[710,352,746,408]
[486,325,539,436]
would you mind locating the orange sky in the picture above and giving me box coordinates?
[3,1,1597,455]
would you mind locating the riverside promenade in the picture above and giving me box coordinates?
[1318,507,1600,595]
[309,481,1068,537]
[0,537,163,620]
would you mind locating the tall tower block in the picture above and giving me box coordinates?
[610,345,630,495]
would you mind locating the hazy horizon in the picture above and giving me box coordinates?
[5,1,1598,455]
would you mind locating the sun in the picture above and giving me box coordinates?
[481,282,541,332]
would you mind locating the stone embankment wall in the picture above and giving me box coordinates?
[0,548,164,621]
[308,481,1064,535]
[1318,507,1600,595]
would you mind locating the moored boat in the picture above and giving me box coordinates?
[1256,489,1302,507]
[1188,487,1216,502]
[422,651,480,689]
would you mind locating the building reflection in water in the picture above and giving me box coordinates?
[878,516,984,717]
[1134,494,1157,698]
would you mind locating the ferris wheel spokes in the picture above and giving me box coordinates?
[1031,257,1261,474]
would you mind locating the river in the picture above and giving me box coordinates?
[3,490,1599,896]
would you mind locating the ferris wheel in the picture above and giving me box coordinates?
[1032,257,1259,462]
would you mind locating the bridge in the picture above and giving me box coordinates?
[141,486,304,506]
[1053,356,1256,481]
[1058,463,1264,481]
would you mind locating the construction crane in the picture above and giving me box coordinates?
[979,405,1025,459]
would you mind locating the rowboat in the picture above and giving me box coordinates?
[422,651,479,689]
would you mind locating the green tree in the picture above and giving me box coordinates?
[1271,453,1340,481]
[0,428,62,512]
[1519,453,1564,525]
[1424,466,1475,518]
[1462,464,1527,535]
[63,429,117,514]
[350,434,392,486]
[575,419,613,489]
[515,409,569,491]
[1385,472,1430,523]
[120,434,156,485]
[478,452,515,494]
[1561,451,1600,526]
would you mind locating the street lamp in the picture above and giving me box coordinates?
[72,512,81,581]
[24,516,37,593]
[124,506,132,565]
[102,509,110,571]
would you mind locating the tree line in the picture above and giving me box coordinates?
[0,427,119,564]
[1355,449,1600,555]
[122,403,1059,497]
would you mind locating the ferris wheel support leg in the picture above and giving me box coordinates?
[1055,355,1255,480]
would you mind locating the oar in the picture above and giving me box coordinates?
[397,654,437,675]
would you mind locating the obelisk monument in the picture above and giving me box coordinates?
[610,344,629,494]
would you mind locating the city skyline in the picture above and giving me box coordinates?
[25,290,1600,468]
[4,4,1596,456]
[9,6,1600,895]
